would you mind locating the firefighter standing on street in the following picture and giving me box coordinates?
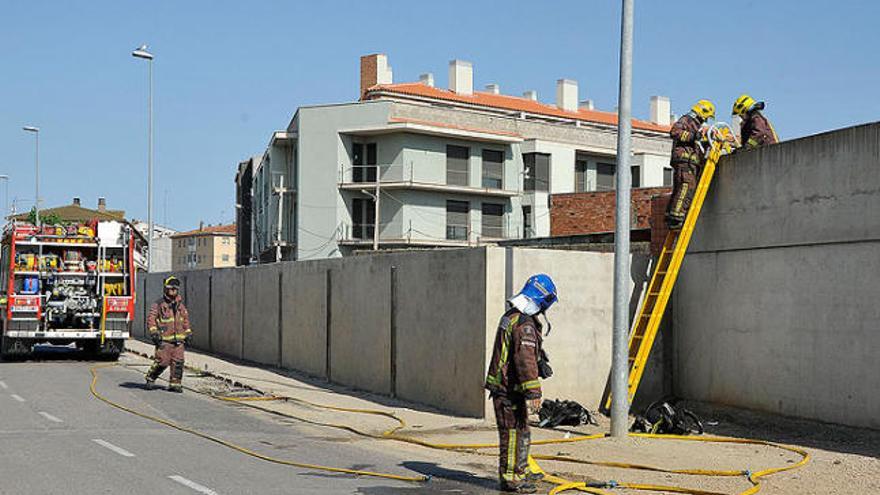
[733,94,778,150]
[145,276,192,392]
[485,274,558,493]
[666,99,716,229]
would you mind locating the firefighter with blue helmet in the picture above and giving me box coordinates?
[485,274,558,493]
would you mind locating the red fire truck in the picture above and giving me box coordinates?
[0,220,137,359]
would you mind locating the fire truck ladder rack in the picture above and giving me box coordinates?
[602,124,736,413]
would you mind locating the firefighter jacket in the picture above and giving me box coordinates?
[740,110,778,150]
[485,309,543,400]
[670,113,705,166]
[147,295,192,343]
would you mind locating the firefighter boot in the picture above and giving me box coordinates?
[500,480,537,493]
[168,360,184,393]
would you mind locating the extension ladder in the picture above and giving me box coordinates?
[603,125,735,412]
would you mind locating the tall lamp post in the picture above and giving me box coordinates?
[22,126,40,227]
[0,175,9,222]
[132,44,154,272]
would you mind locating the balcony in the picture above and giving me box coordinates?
[338,164,518,198]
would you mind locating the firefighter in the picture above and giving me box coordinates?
[666,99,715,229]
[145,276,192,392]
[485,274,558,493]
[732,94,778,150]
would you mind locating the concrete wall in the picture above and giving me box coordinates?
[675,123,880,429]
[133,245,648,418]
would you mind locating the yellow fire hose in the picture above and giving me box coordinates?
[92,362,810,494]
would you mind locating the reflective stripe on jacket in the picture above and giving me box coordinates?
[147,296,192,343]
[485,309,543,400]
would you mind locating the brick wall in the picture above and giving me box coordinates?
[650,194,672,255]
[550,187,672,237]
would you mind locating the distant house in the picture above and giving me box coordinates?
[171,223,236,271]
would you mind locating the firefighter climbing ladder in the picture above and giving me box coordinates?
[603,124,736,412]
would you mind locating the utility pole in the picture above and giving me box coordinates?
[0,175,8,221]
[374,166,381,251]
[611,0,634,438]
[275,175,284,262]
[132,44,154,272]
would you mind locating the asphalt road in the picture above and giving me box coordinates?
[0,348,501,495]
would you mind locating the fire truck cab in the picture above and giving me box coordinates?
[0,220,137,360]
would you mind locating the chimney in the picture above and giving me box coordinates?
[556,79,578,112]
[484,83,500,94]
[419,72,434,87]
[523,90,538,101]
[199,220,204,231]
[359,54,393,98]
[579,99,595,111]
[448,59,473,95]
[97,197,106,212]
[72,197,81,206]
[650,96,672,126]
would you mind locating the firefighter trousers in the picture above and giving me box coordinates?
[493,394,531,484]
[666,160,703,222]
[146,342,185,385]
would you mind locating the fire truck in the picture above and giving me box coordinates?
[0,220,137,359]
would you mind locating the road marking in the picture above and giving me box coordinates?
[0,380,7,389]
[10,394,25,402]
[38,412,63,423]
[168,475,219,495]
[92,439,135,457]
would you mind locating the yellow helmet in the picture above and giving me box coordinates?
[691,99,716,121]
[732,94,756,117]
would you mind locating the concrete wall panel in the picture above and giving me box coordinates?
[132,275,147,339]
[280,262,330,378]
[184,269,212,351]
[210,267,243,359]
[329,256,392,394]
[243,264,281,366]
[394,249,487,417]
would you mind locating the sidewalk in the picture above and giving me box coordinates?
[124,340,879,495]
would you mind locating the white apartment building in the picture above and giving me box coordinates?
[242,54,673,262]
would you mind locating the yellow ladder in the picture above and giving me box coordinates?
[603,130,733,412]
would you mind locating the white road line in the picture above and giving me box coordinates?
[168,475,219,495]
[38,412,63,423]
[10,394,25,402]
[92,439,136,457]
[0,380,8,389]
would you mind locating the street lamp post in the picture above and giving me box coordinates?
[0,175,9,222]
[132,44,154,272]
[22,126,40,227]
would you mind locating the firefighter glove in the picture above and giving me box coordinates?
[184,334,193,347]
[150,333,162,346]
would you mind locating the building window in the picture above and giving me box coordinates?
[575,154,589,193]
[222,254,230,262]
[596,163,616,191]
[481,149,504,189]
[522,205,533,238]
[352,142,377,183]
[446,200,469,240]
[631,165,641,188]
[663,167,673,187]
[222,237,230,245]
[523,153,550,192]
[446,145,469,186]
[352,198,375,240]
[482,203,504,239]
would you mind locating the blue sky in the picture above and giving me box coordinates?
[1,1,878,230]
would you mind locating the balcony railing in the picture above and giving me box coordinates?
[338,163,517,197]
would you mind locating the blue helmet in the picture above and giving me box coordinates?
[512,274,558,315]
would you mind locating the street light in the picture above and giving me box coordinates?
[132,44,154,272]
[0,175,8,222]
[22,126,40,227]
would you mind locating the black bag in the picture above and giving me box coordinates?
[537,399,597,428]
[630,399,704,435]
